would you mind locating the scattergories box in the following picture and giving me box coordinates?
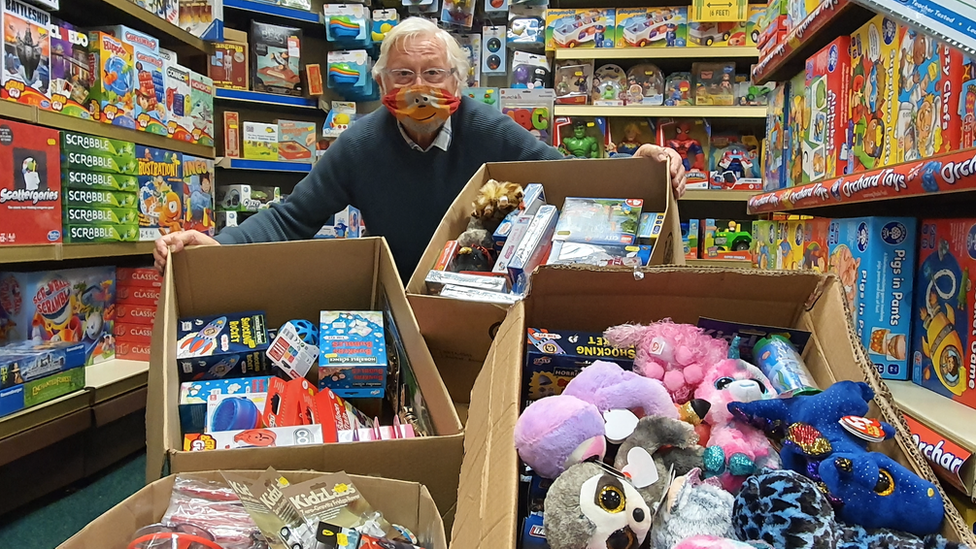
[318,311,387,398]
[0,119,62,245]
[523,328,634,402]
[175,311,271,382]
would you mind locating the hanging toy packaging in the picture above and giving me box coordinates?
[510,51,550,89]
[324,4,371,47]
[327,50,375,101]
[591,64,625,106]
[625,63,664,105]
[500,88,554,144]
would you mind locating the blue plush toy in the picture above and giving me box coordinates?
[729,381,945,536]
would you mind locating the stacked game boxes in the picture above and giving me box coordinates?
[114,267,161,361]
[0,119,62,246]
[0,340,87,418]
[136,145,184,242]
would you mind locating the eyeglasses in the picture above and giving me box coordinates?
[385,68,456,85]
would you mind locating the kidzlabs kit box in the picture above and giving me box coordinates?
[189,72,214,146]
[849,15,900,173]
[828,217,917,379]
[2,0,51,109]
[99,26,168,136]
[182,155,215,236]
[523,328,634,402]
[802,36,851,183]
[545,9,615,50]
[49,20,91,120]
[176,311,271,382]
[912,219,976,407]
[250,21,303,96]
[0,120,61,246]
[136,146,183,242]
[895,28,944,162]
[318,311,388,398]
[615,7,687,48]
[88,31,135,129]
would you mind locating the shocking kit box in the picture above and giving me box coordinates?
[828,217,917,380]
[250,21,303,96]
[849,15,900,173]
[87,31,135,129]
[98,26,167,136]
[176,311,272,382]
[894,28,944,162]
[177,375,273,434]
[318,311,388,398]
[189,72,214,146]
[164,60,193,142]
[803,36,850,183]
[0,365,85,418]
[1,0,50,109]
[49,20,91,120]
[62,169,138,193]
[615,7,687,48]
[911,219,976,408]
[0,119,62,246]
[182,155,215,236]
[523,328,634,402]
[136,146,183,241]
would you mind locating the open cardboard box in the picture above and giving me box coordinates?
[406,157,683,410]
[146,238,464,522]
[450,266,976,547]
[59,470,448,549]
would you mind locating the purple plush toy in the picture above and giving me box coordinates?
[563,360,679,420]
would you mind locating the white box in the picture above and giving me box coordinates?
[184,424,324,451]
[507,204,558,294]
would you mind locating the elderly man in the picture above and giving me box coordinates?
[155,17,687,276]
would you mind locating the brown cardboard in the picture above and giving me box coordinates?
[146,238,464,520]
[59,470,448,549]
[406,158,682,416]
[451,266,976,548]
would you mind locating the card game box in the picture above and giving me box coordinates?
[190,72,214,146]
[803,36,850,183]
[209,40,248,90]
[88,31,135,128]
[318,311,387,398]
[250,21,303,96]
[182,155,215,235]
[524,328,634,402]
[849,15,900,172]
[176,311,272,382]
[1,0,50,109]
[49,20,92,120]
[62,169,138,193]
[136,145,183,241]
[0,120,62,246]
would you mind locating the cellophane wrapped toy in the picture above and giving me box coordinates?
[158,475,263,549]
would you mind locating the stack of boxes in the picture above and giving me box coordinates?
[114,267,162,361]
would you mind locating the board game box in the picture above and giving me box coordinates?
[176,311,272,382]
[99,26,167,136]
[803,37,850,183]
[63,206,137,226]
[1,0,50,109]
[849,15,900,173]
[0,366,85,418]
[63,225,139,243]
[62,169,138,193]
[250,21,303,96]
[0,119,61,246]
[61,130,136,160]
[764,81,789,191]
[318,311,387,398]
[182,155,215,235]
[49,20,91,119]
[164,61,193,142]
[63,188,137,209]
[209,40,248,90]
[88,31,135,129]
[894,28,943,162]
[190,72,214,146]
[786,71,805,187]
[277,120,315,163]
[136,146,183,241]
[0,341,85,387]
[523,328,634,402]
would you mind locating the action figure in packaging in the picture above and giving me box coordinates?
[710,133,761,189]
[554,61,592,105]
[545,8,615,50]
[658,118,710,186]
[693,62,735,106]
[735,71,773,106]
[665,72,692,106]
[608,118,653,157]
[591,63,625,105]
[553,118,606,158]
[510,51,550,89]
[625,63,663,105]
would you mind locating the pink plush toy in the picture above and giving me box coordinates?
[695,359,780,493]
[674,536,772,549]
[605,320,729,404]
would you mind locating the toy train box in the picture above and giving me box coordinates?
[615,7,687,48]
[0,340,85,389]
[1,0,51,109]
[88,31,135,129]
[523,328,634,402]
[250,21,303,96]
[318,311,387,398]
[828,217,917,380]
[176,312,271,382]
[0,364,85,418]
[62,169,138,193]
[912,219,976,408]
[136,146,183,242]
[49,20,91,120]
[545,8,615,50]
[0,266,116,365]
[849,15,900,173]
[803,36,851,183]
[0,119,62,246]
[182,155,215,236]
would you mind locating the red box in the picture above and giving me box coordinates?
[209,42,248,90]
[117,284,160,306]
[262,376,319,431]
[116,303,158,325]
[433,240,459,271]
[116,267,162,288]
[0,120,62,245]
[117,340,151,360]
[804,36,850,181]
[904,414,974,497]
[940,44,976,152]
[224,111,240,158]
[114,322,154,344]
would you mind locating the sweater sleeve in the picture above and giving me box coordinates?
[214,136,356,245]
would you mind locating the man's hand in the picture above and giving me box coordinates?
[154,230,220,273]
[635,144,688,198]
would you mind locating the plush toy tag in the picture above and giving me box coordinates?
[840,415,886,443]
[621,447,659,489]
[603,409,639,443]
[648,336,674,362]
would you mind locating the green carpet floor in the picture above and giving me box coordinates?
[0,451,146,549]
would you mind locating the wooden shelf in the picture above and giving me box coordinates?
[217,157,314,172]
[555,46,759,60]
[888,380,976,454]
[215,88,322,110]
[682,189,758,202]
[553,105,768,118]
[0,243,155,265]
[0,389,90,441]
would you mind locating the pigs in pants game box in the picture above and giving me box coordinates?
[0,119,62,245]
[318,311,388,398]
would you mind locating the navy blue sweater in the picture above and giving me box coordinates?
[215,96,565,278]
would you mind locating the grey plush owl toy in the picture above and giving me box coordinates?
[613,415,705,507]
[650,468,736,549]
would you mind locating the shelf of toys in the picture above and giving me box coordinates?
[215,88,321,109]
[554,45,760,60]
[224,0,323,26]
[554,104,768,117]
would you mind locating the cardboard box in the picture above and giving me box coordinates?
[615,7,687,48]
[450,267,976,549]
[803,36,850,182]
[545,8,615,50]
[0,120,61,246]
[59,471,447,549]
[850,15,900,172]
[243,121,279,160]
[209,40,248,90]
[136,146,183,242]
[147,239,464,520]
[1,0,51,109]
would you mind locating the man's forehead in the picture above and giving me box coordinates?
[392,36,445,57]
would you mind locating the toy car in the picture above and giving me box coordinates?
[554,20,606,47]
[714,223,752,252]
[689,22,735,46]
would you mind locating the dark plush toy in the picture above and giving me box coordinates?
[613,415,704,507]
[471,179,524,232]
[734,469,966,549]
[729,381,945,536]
[453,246,492,272]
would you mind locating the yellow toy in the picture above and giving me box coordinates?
[918,272,967,396]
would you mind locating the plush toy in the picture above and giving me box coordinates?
[562,360,679,420]
[674,537,772,549]
[544,462,653,549]
[605,320,729,404]
[650,468,736,549]
[453,245,492,272]
[453,180,523,272]
[734,469,965,549]
[695,359,781,493]
[730,382,945,535]
[614,415,704,506]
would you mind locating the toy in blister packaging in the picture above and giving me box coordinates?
[802,36,851,183]
[547,241,651,267]
[624,63,663,105]
[710,133,761,190]
[316,523,423,549]
[554,63,591,105]
[184,424,324,451]
[324,4,371,46]
[178,0,224,41]
[523,328,634,402]
[176,311,271,382]
[88,31,135,128]
[693,62,735,106]
[615,7,687,48]
[182,155,214,236]
[553,117,607,158]
[553,197,642,245]
[682,219,699,259]
[895,28,943,162]
[453,33,481,86]
[189,72,214,146]
[250,21,302,97]
[591,63,625,106]
[442,0,475,29]
[318,311,387,398]
[2,0,50,109]
[277,119,315,163]
[702,219,753,260]
[545,8,615,50]
[608,118,653,157]
[500,87,554,145]
[371,9,398,42]
[510,51,549,89]
[688,21,737,47]
[464,87,499,109]
[736,72,773,106]
[786,71,806,187]
[849,15,900,172]
[485,0,507,14]
[657,118,710,186]
[764,81,789,191]
[664,72,692,106]
[0,120,61,246]
[327,50,373,100]
[48,21,91,120]
[136,146,183,241]
[508,8,545,46]
[323,101,357,138]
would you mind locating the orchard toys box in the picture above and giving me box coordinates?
[175,311,271,382]
[800,217,830,272]
[615,7,687,48]
[751,219,777,269]
[849,15,900,173]
[49,20,92,120]
[895,29,943,162]
[1,0,51,109]
[764,81,789,191]
[182,155,215,236]
[828,217,917,380]
[912,219,976,407]
[523,328,634,402]
[189,72,214,146]
[786,71,805,187]
[0,120,61,246]
[88,31,135,129]
[545,8,615,50]
[802,36,851,183]
[318,310,388,398]
[946,47,976,151]
[136,146,183,242]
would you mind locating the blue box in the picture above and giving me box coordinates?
[178,375,274,434]
[492,210,521,252]
[827,217,917,380]
[509,205,559,294]
[319,311,387,398]
[526,474,553,515]
[521,513,549,549]
[552,197,643,245]
[524,328,634,401]
[135,145,183,242]
[0,341,86,388]
[176,312,271,382]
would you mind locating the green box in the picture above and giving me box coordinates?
[62,169,139,193]
[61,149,138,175]
[23,367,86,408]
[64,224,140,243]
[60,131,136,159]
[63,188,138,209]
[63,206,139,226]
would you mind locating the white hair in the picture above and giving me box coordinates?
[371,17,470,89]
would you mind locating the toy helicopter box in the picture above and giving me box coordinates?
[829,217,917,380]
[318,310,388,398]
[49,20,91,120]
[136,145,183,242]
[615,7,687,49]
[1,0,51,109]
[164,61,194,143]
[97,26,168,136]
[250,21,303,96]
[88,31,135,129]
[803,36,851,183]
[523,328,634,402]
[911,219,976,407]
[0,119,61,246]
[176,311,272,382]
[849,15,900,173]
[182,155,215,236]
[545,8,615,50]
[178,0,224,41]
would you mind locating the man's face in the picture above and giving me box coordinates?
[379,35,459,97]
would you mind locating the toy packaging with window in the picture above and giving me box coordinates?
[553,197,642,245]
[637,212,664,246]
[693,62,735,105]
[455,32,482,84]
[182,155,214,236]
[554,63,591,105]
[828,217,917,380]
[523,328,634,403]
[324,4,371,46]
[87,31,135,129]
[736,71,773,106]
[318,311,388,398]
[545,8,615,50]
[163,59,193,142]
[250,21,303,97]
[664,72,692,106]
[802,36,851,183]
[327,49,374,101]
[242,121,279,160]
[615,7,687,48]
[371,9,398,42]
[508,205,559,294]
[189,72,214,146]
[591,63,625,106]
[48,20,91,120]
[2,0,50,109]
[709,133,761,189]
[500,88,554,145]
[315,205,363,239]
[701,219,753,260]
[608,117,653,157]
[850,15,901,172]
[136,145,183,242]
[178,0,224,41]
[553,117,607,158]
[764,81,789,190]
[216,184,280,212]
[895,28,945,162]
[745,4,764,46]
[681,220,699,259]
[657,118,710,186]
[624,63,663,105]
[323,101,357,138]
[508,7,545,47]
[177,375,272,434]
[786,70,806,187]
[209,40,247,90]
[0,120,61,246]
[688,21,738,47]
[277,120,315,163]
[441,0,475,29]
[510,51,549,90]
[912,219,976,408]
[176,311,271,382]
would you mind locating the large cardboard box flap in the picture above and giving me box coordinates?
[147,238,464,520]
[451,266,975,548]
[59,470,447,549]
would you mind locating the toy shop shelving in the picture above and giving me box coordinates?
[224,0,323,26]
[553,104,768,117]
[553,45,760,60]
[216,156,315,173]
[0,243,156,265]
[888,381,976,454]
[683,189,757,202]
[215,88,322,109]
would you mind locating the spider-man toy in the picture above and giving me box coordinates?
[667,122,704,171]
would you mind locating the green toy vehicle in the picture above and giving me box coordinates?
[714,222,752,251]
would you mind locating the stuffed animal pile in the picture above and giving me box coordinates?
[513,320,960,549]
[451,180,524,272]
